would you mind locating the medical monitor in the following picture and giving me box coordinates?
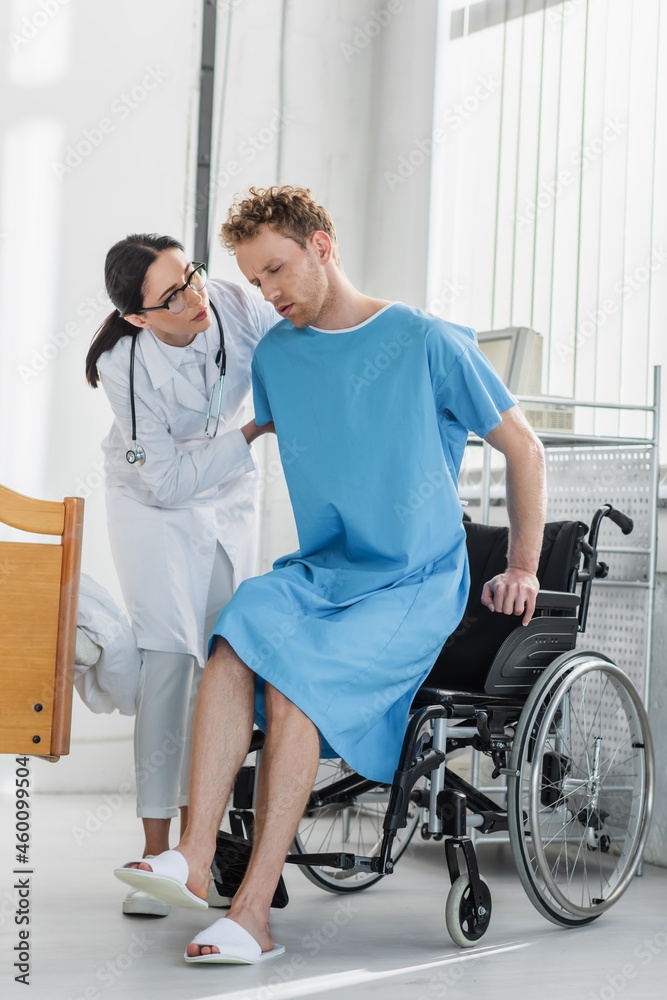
[476,327,542,395]
[476,326,574,433]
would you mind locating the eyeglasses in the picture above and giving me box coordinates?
[138,263,207,315]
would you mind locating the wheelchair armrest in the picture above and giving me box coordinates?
[535,590,580,611]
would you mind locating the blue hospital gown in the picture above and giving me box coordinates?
[210,302,516,783]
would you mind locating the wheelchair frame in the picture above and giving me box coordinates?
[213,503,654,947]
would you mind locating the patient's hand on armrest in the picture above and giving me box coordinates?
[481,567,540,627]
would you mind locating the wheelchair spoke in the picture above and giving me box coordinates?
[539,809,579,850]
[293,759,424,893]
[569,694,592,774]
[586,673,611,739]
[508,655,653,926]
[321,813,342,854]
[597,734,636,778]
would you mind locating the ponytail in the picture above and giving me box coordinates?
[85,232,185,388]
[85,309,136,387]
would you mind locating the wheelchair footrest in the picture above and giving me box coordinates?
[285,852,382,873]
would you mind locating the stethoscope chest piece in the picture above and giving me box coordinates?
[126,444,146,466]
[125,301,225,466]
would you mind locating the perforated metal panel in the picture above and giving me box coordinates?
[582,589,648,696]
[545,446,657,705]
[546,448,654,556]
[468,439,658,844]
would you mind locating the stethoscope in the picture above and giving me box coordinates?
[126,300,226,466]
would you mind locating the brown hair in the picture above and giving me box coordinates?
[219,185,340,266]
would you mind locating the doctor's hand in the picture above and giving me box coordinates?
[481,567,540,626]
[241,419,276,445]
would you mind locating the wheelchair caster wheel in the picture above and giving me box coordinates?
[586,834,611,853]
[445,874,491,948]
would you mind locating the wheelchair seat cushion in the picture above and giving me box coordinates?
[424,519,587,693]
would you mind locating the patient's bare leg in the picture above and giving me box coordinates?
[125,635,320,955]
[186,682,320,957]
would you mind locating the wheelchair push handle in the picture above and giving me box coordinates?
[588,503,634,550]
[577,503,634,634]
[605,504,634,535]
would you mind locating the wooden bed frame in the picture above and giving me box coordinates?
[0,484,84,760]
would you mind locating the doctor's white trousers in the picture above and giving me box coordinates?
[133,542,235,818]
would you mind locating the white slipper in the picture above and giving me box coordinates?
[184,917,285,964]
[122,888,169,917]
[114,850,208,910]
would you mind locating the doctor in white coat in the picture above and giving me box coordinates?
[85,233,277,915]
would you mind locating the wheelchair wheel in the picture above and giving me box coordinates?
[445,875,492,948]
[507,651,654,927]
[291,758,423,893]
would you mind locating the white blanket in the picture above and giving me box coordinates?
[74,572,141,715]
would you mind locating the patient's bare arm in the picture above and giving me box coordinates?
[480,405,546,626]
[242,419,276,445]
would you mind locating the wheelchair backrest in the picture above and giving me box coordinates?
[425,519,588,693]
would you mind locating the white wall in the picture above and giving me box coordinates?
[0,0,203,794]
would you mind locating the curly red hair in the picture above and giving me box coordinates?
[219,185,340,266]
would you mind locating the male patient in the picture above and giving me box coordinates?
[115,185,546,964]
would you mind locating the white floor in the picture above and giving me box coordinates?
[1,792,666,1000]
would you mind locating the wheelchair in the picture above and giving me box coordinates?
[212,503,655,948]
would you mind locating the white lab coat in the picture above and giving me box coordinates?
[96,278,277,667]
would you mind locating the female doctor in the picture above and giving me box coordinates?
[85,233,277,916]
